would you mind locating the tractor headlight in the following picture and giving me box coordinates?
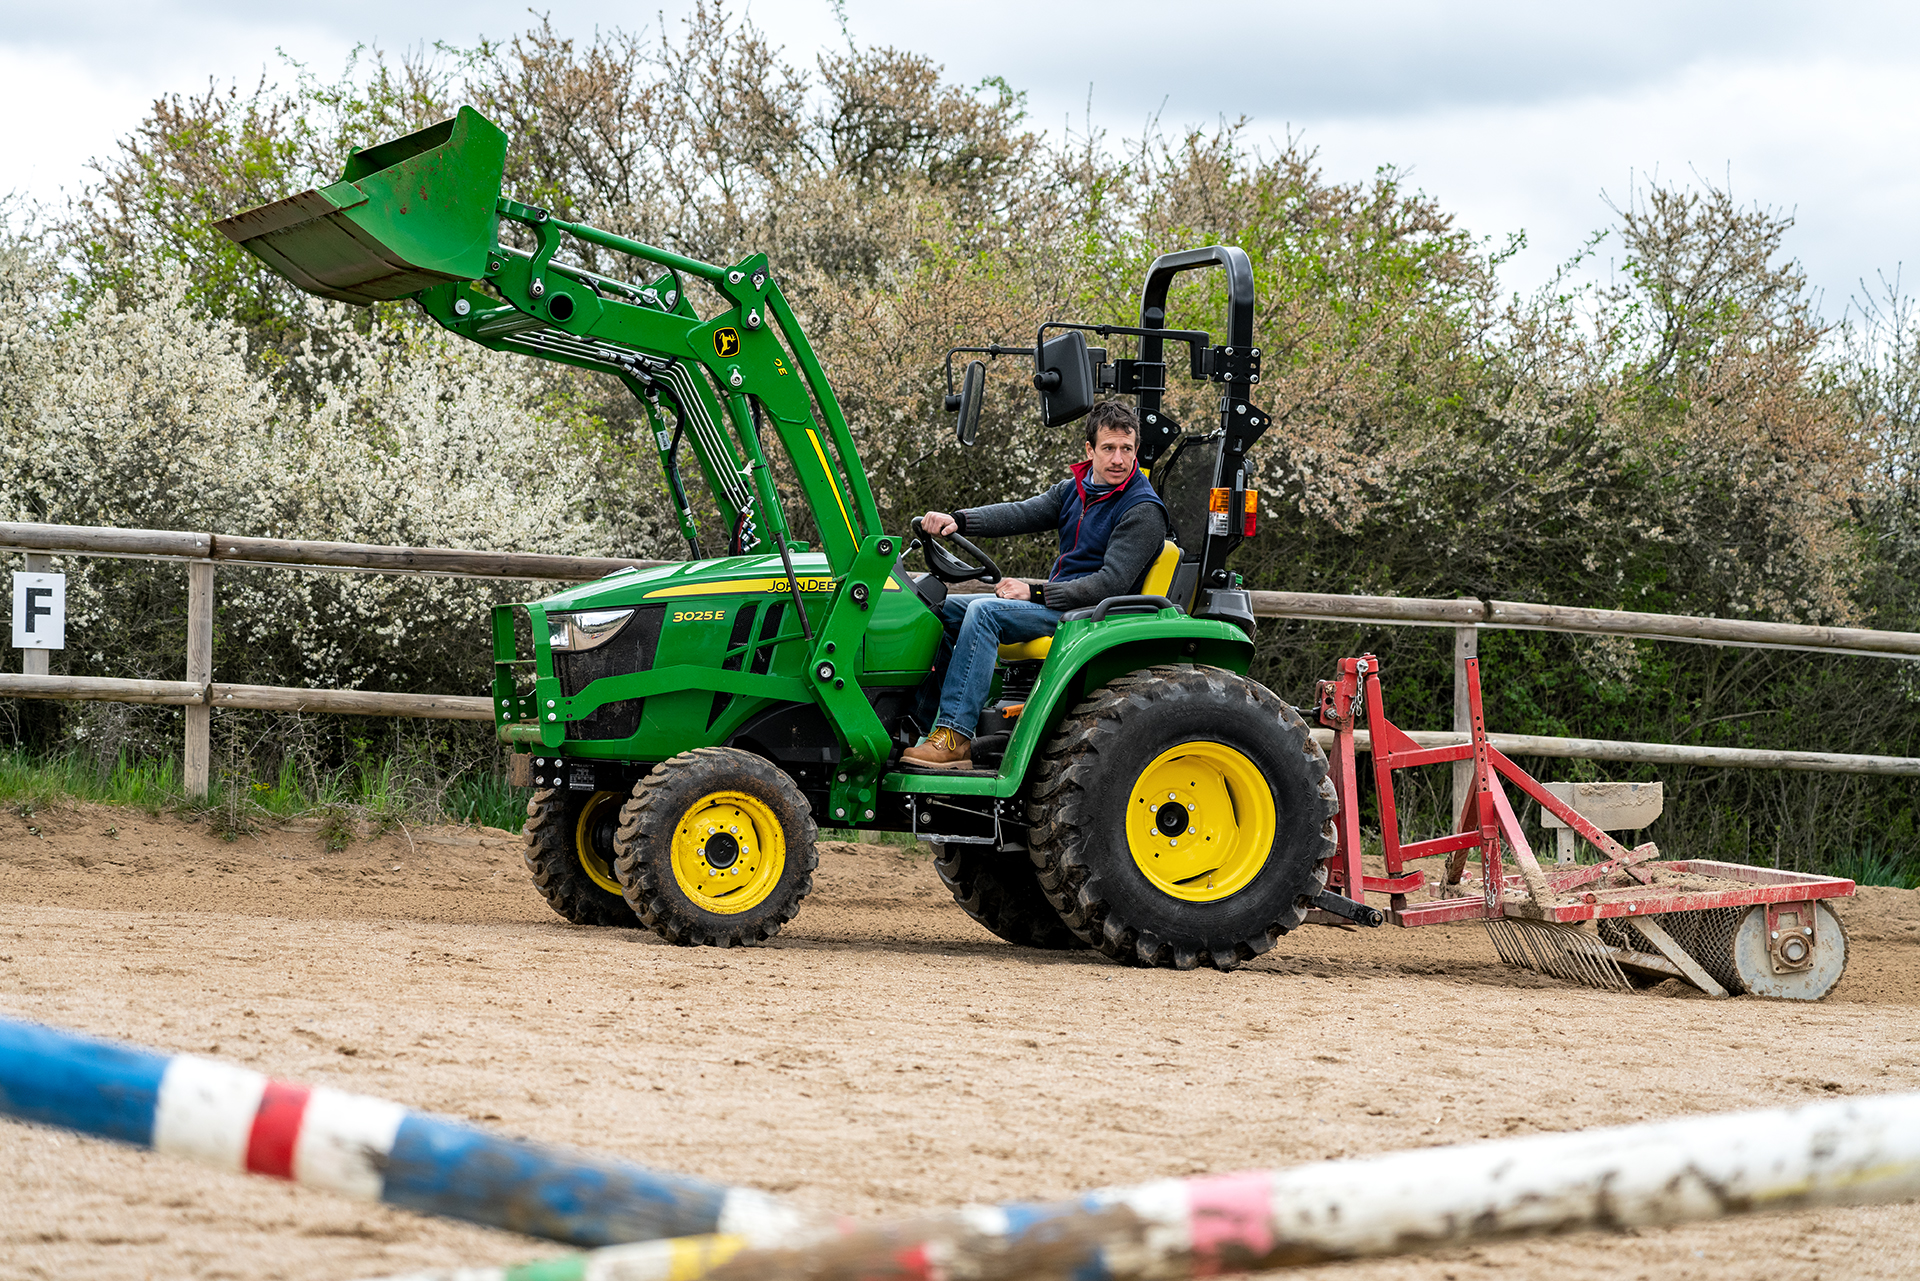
[546,608,634,652]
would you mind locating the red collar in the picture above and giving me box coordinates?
[1070,459,1137,502]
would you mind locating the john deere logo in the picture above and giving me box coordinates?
[714,327,740,357]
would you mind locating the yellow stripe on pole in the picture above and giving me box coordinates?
[668,1233,746,1280]
[806,429,858,545]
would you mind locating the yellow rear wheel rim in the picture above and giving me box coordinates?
[1126,741,1275,902]
[573,790,627,895]
[670,790,786,915]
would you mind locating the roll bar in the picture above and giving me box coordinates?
[1139,245,1256,354]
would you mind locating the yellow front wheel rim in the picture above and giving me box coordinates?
[574,791,628,894]
[1126,741,1275,902]
[669,790,787,915]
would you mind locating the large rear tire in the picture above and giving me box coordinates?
[614,748,818,947]
[1029,664,1337,970]
[524,787,643,928]
[933,842,1088,951]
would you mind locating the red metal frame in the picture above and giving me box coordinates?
[1314,654,1855,928]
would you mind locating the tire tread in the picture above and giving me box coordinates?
[1027,664,1336,971]
[524,787,643,928]
[613,748,818,947]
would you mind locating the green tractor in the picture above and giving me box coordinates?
[219,107,1351,970]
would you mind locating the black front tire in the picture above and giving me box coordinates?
[614,748,818,947]
[1028,664,1337,970]
[524,787,643,928]
[933,842,1088,951]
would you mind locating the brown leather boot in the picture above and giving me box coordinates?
[900,726,972,770]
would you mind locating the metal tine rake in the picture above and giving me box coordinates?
[1484,917,1631,991]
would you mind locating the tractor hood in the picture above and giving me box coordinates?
[528,552,846,617]
[493,548,937,756]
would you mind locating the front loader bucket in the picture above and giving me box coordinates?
[213,106,508,305]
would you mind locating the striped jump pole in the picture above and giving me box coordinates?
[0,1015,816,1250]
[371,1090,1920,1281]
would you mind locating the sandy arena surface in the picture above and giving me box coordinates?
[2,800,1919,1280]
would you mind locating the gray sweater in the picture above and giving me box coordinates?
[956,478,1169,611]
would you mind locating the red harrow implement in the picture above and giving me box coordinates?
[1315,655,1854,1000]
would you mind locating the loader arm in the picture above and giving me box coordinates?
[214,106,882,576]
[217,105,903,805]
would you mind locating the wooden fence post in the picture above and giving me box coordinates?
[1452,625,1477,822]
[184,562,214,798]
[20,553,50,677]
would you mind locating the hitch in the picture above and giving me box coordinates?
[1311,889,1385,928]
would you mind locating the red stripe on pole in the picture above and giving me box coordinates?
[245,1080,311,1179]
[890,1242,934,1281]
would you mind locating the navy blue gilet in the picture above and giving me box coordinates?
[1050,460,1166,583]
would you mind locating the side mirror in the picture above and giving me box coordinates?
[954,359,986,446]
[1034,330,1095,427]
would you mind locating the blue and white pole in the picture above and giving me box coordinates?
[0,1015,810,1249]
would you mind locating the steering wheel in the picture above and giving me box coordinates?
[911,517,1002,585]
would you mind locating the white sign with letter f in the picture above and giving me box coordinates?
[12,572,65,649]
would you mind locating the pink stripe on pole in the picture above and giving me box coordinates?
[245,1080,311,1179]
[1185,1172,1274,1274]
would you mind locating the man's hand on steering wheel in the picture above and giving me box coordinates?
[910,512,1001,584]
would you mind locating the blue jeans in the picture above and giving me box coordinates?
[917,595,1062,738]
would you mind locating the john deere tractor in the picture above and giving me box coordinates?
[219,106,1347,970]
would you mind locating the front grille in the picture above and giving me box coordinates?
[750,602,786,674]
[709,604,761,728]
[553,605,663,741]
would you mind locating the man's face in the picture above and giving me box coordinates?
[1084,425,1138,486]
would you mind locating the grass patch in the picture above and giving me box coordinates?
[0,749,180,815]
[445,773,529,832]
[315,804,357,853]
[1828,842,1920,889]
[0,747,529,837]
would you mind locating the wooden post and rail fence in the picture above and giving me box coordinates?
[3,521,1918,801]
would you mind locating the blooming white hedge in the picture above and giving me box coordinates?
[0,248,677,692]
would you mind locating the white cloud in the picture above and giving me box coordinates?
[1304,56,1920,305]
[0,44,151,208]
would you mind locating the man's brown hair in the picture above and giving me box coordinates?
[1084,400,1139,445]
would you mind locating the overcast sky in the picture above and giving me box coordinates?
[5,0,1917,313]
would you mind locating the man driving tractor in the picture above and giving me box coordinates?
[902,400,1169,769]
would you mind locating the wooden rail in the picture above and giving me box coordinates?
[1307,729,1920,778]
[207,684,496,720]
[0,674,206,706]
[1249,589,1920,659]
[4,522,1918,797]
[0,522,667,581]
[0,676,497,720]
